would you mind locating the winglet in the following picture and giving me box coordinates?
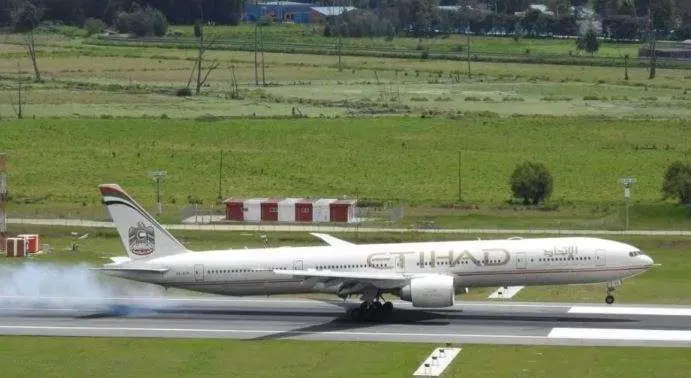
[310,233,355,247]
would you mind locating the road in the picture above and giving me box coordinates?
[7,218,691,236]
[1,296,690,347]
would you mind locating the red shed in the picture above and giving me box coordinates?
[330,199,358,223]
[295,199,315,222]
[223,198,245,221]
[260,198,281,222]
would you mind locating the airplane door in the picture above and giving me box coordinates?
[516,252,527,269]
[395,254,405,273]
[194,264,204,282]
[595,250,606,266]
[293,260,303,270]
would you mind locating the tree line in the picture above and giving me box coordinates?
[1,0,689,41]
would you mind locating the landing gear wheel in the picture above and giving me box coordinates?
[382,301,393,315]
[605,295,615,305]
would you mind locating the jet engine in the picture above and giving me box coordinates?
[398,275,455,308]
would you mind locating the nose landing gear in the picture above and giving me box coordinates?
[605,280,621,305]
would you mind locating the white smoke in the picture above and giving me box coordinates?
[0,263,167,312]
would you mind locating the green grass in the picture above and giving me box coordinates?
[0,337,689,378]
[0,117,689,211]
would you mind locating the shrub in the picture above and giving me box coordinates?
[84,18,106,36]
[176,87,192,96]
[661,161,691,205]
[510,161,554,205]
[115,5,168,37]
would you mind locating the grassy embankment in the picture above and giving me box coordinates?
[0,117,689,230]
[0,337,689,378]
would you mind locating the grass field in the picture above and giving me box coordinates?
[0,337,690,378]
[3,225,690,304]
[0,117,689,219]
[1,36,690,119]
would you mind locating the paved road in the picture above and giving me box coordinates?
[1,296,690,347]
[7,218,691,236]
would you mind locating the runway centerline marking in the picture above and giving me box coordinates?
[0,325,544,339]
[568,306,691,316]
[549,328,691,342]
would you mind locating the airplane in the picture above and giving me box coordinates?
[95,184,654,321]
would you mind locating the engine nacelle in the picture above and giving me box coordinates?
[398,275,455,308]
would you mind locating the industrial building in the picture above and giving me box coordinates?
[224,196,358,223]
[243,2,356,24]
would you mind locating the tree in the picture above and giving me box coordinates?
[509,161,554,205]
[10,0,42,82]
[576,27,599,54]
[186,9,220,95]
[661,161,691,205]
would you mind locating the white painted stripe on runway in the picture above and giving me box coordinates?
[568,306,691,316]
[488,286,524,299]
[0,295,575,309]
[0,325,543,340]
[549,328,691,342]
[413,347,462,376]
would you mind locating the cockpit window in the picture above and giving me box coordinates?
[629,251,641,257]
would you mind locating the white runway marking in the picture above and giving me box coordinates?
[413,347,462,376]
[549,328,691,342]
[0,325,541,340]
[488,286,524,299]
[568,306,691,316]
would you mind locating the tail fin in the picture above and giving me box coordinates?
[99,184,188,260]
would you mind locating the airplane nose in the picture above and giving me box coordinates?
[641,254,654,267]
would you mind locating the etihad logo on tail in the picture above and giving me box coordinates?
[128,221,155,256]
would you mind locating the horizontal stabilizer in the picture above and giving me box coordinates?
[108,256,131,264]
[310,233,356,247]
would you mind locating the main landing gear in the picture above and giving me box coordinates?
[346,289,394,321]
[605,280,621,305]
[347,300,394,321]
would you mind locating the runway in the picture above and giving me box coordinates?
[1,296,690,347]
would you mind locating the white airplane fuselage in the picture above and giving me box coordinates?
[105,236,653,297]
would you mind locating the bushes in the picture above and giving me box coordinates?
[115,5,168,37]
[84,18,105,36]
[510,161,554,205]
[324,10,394,38]
[661,161,691,205]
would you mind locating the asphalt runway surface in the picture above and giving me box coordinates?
[1,296,690,347]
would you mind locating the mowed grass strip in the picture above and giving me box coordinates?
[0,337,689,378]
[0,117,688,208]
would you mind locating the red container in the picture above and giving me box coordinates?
[295,200,314,222]
[260,198,281,222]
[223,198,245,221]
[18,234,40,253]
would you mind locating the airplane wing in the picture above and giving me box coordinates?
[310,233,356,247]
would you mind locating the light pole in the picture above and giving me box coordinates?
[618,177,636,230]
[151,170,167,215]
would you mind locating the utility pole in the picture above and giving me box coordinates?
[151,170,167,215]
[254,23,259,86]
[618,177,636,230]
[466,29,471,77]
[217,150,223,203]
[457,150,462,203]
[647,7,656,79]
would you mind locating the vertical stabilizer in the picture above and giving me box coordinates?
[99,184,188,260]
